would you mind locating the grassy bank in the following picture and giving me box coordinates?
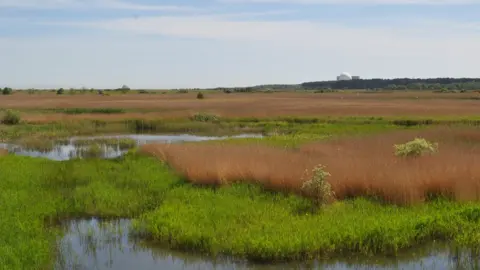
[1,149,480,268]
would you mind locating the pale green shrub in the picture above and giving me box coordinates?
[394,137,438,158]
[2,109,21,125]
[301,164,334,207]
[190,112,219,122]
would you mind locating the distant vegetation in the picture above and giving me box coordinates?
[302,78,480,91]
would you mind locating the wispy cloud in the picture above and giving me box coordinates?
[65,14,480,49]
[0,0,196,11]
[218,0,480,4]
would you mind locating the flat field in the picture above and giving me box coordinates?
[0,91,479,122]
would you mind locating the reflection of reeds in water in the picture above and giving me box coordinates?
[72,138,136,151]
[56,219,128,270]
[15,137,55,152]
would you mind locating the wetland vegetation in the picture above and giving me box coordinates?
[0,90,479,269]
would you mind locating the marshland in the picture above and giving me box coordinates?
[1,90,480,269]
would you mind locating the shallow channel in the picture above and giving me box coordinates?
[0,133,262,161]
[55,219,480,270]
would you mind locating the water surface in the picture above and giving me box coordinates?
[56,218,480,270]
[0,133,262,161]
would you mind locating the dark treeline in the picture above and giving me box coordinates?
[302,78,480,90]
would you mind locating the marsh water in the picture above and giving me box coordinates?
[5,134,480,269]
[0,133,262,160]
[56,218,480,270]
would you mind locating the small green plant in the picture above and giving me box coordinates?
[56,88,65,95]
[2,109,21,125]
[197,92,205,99]
[2,87,13,95]
[190,112,219,122]
[81,144,103,158]
[301,164,334,208]
[394,137,438,158]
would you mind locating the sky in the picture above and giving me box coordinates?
[1,0,480,89]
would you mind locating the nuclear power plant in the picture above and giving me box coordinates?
[336,72,360,81]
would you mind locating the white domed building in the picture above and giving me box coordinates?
[337,72,353,81]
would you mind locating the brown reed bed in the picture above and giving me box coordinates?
[2,91,479,120]
[0,149,8,156]
[141,127,480,205]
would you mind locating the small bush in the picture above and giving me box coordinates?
[301,164,334,208]
[190,112,219,122]
[56,88,65,95]
[2,87,13,95]
[394,138,438,158]
[81,144,103,158]
[2,109,21,125]
[197,92,204,99]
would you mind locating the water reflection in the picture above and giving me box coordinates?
[56,218,480,270]
[0,134,262,161]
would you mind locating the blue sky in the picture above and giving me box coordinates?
[1,0,480,89]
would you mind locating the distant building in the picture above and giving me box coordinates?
[336,72,360,81]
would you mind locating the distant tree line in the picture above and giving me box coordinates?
[301,78,480,91]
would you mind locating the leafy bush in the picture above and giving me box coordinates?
[197,92,204,99]
[2,109,21,125]
[301,164,334,207]
[394,138,438,158]
[56,88,65,95]
[190,112,219,122]
[2,87,13,95]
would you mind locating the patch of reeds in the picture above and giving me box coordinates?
[141,127,480,205]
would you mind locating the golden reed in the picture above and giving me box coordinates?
[141,127,480,205]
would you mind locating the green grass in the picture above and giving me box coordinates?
[133,184,480,262]
[2,152,480,269]
[0,152,180,270]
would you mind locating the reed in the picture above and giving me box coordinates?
[141,127,480,205]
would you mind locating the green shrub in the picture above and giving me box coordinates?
[2,109,21,125]
[394,138,438,158]
[81,144,103,158]
[197,92,205,99]
[301,164,334,208]
[190,112,219,122]
[56,88,65,95]
[2,87,13,95]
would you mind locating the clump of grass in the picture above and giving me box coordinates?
[16,137,54,152]
[2,109,21,125]
[80,144,103,158]
[394,137,438,158]
[189,112,219,122]
[301,164,334,208]
[197,92,205,99]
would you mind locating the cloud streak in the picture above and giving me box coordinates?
[219,0,480,4]
[0,0,196,11]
